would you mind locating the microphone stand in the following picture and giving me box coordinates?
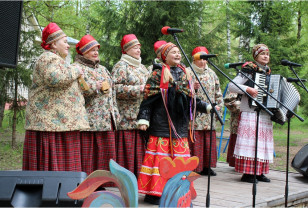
[206,60,274,207]
[284,65,307,207]
[288,65,308,93]
[231,66,304,207]
[171,33,223,208]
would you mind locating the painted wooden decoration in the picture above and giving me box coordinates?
[67,159,138,207]
[159,156,200,208]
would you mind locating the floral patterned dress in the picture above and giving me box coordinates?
[71,54,120,175]
[188,63,223,172]
[111,54,149,176]
[23,50,90,171]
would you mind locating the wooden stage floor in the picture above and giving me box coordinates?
[107,162,308,207]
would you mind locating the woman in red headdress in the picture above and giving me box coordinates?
[188,46,224,176]
[147,40,167,73]
[23,23,89,171]
[137,42,211,205]
[71,35,120,176]
[228,44,273,183]
[111,34,150,177]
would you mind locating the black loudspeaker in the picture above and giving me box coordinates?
[0,171,87,207]
[291,144,308,177]
[0,1,23,68]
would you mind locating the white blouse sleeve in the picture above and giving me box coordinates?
[228,73,251,94]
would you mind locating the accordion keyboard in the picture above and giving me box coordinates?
[251,73,267,106]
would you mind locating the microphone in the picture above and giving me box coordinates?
[281,59,302,67]
[193,54,217,60]
[286,77,307,83]
[224,62,244,69]
[161,26,184,35]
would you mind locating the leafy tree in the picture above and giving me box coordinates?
[26,0,88,40]
[86,1,208,68]
[86,1,230,88]
[228,0,308,118]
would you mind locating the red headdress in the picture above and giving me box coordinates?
[161,42,178,62]
[41,22,66,50]
[153,40,167,59]
[191,46,209,60]
[120,34,141,54]
[76,35,100,55]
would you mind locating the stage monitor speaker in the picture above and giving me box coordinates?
[0,171,87,207]
[0,1,23,68]
[291,144,308,177]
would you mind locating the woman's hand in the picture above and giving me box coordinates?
[138,124,148,131]
[194,82,201,90]
[96,80,103,90]
[246,87,258,98]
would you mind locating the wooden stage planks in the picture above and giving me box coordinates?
[106,162,308,207]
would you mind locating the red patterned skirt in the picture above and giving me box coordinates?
[80,131,116,175]
[189,130,217,172]
[23,130,82,171]
[235,158,269,175]
[116,130,145,177]
[138,135,190,197]
[226,134,237,167]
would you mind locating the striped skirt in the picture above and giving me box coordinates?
[189,130,217,172]
[23,130,82,171]
[138,135,190,197]
[80,131,116,175]
[116,130,145,177]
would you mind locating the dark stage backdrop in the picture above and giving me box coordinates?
[0,1,23,68]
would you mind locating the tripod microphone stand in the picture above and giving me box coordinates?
[170,33,223,208]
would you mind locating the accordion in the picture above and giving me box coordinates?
[251,74,301,125]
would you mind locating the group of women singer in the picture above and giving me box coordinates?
[23,22,275,205]
[23,23,147,177]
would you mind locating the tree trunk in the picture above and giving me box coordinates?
[238,35,243,62]
[86,0,90,34]
[11,70,18,149]
[74,0,79,37]
[0,101,5,128]
[0,83,6,128]
[0,67,7,127]
[238,35,250,62]
[226,0,231,62]
[297,2,301,41]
